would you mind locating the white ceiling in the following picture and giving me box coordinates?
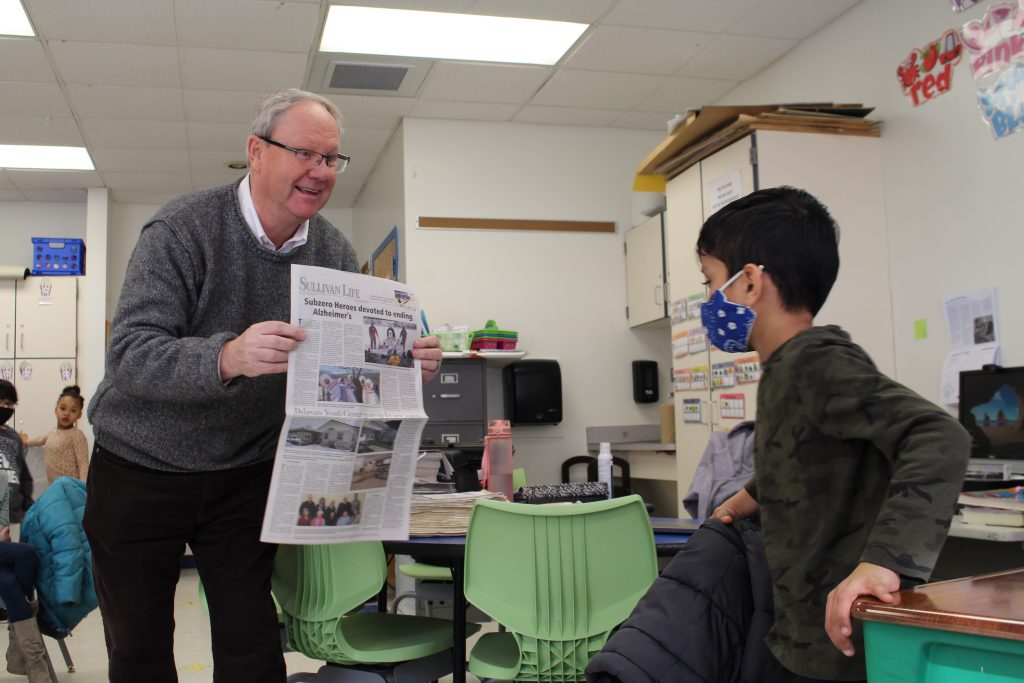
[0,0,862,207]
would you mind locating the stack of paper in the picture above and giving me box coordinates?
[637,104,880,180]
[409,490,508,536]
[958,486,1024,527]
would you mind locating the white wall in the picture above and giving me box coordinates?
[401,118,671,484]
[718,0,1024,404]
[0,202,85,268]
[352,123,406,276]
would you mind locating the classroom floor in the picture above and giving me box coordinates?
[0,568,487,682]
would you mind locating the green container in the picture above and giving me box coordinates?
[863,620,1024,682]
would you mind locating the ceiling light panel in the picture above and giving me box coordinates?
[0,0,33,37]
[0,145,94,170]
[320,6,587,66]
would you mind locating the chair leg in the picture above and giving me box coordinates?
[56,637,74,672]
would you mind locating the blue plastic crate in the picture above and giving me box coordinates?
[31,238,85,275]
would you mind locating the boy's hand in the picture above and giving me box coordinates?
[220,321,308,380]
[710,488,759,524]
[825,561,900,657]
[413,336,443,384]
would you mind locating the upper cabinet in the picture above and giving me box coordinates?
[624,213,668,328]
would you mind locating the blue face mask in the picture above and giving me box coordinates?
[700,268,761,353]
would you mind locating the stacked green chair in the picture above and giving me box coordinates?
[273,540,479,682]
[464,495,658,682]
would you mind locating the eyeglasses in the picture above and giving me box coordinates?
[258,136,350,174]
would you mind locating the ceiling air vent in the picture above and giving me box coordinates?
[329,62,408,91]
[309,53,433,98]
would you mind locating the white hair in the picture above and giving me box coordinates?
[249,88,343,139]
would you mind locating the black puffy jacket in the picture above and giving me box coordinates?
[586,519,775,683]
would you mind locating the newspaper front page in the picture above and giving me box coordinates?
[260,264,427,544]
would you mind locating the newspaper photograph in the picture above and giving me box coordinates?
[260,264,428,544]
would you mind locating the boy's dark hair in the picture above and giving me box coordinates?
[59,384,84,409]
[696,186,840,316]
[0,380,16,405]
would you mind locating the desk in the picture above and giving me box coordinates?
[383,523,694,683]
[852,568,1024,681]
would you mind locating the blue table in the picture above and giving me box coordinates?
[382,518,698,683]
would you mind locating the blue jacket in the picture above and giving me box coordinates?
[20,476,97,636]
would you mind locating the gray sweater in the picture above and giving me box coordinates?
[89,181,359,472]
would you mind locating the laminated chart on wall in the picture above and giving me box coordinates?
[673,368,692,393]
[711,361,736,389]
[719,393,746,420]
[691,366,710,391]
[670,298,688,325]
[682,398,703,424]
[686,293,704,321]
[735,355,761,383]
[672,330,689,359]
[688,328,708,354]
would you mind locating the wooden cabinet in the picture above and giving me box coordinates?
[665,131,893,514]
[0,277,78,497]
[625,213,667,327]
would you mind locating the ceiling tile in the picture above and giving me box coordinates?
[0,82,72,118]
[335,127,395,157]
[531,69,665,109]
[103,171,193,193]
[66,84,185,121]
[189,149,247,174]
[81,119,188,150]
[179,48,308,92]
[111,189,180,205]
[604,0,760,33]
[0,116,84,146]
[420,62,550,104]
[0,39,56,82]
[27,0,177,45]
[514,105,621,127]
[327,95,416,130]
[6,169,102,190]
[20,189,88,202]
[0,190,30,201]
[609,110,675,131]
[191,173,246,191]
[174,0,320,52]
[565,26,710,75]
[638,76,738,112]
[90,148,190,174]
[410,99,519,121]
[677,34,797,81]
[183,89,264,124]
[0,172,16,190]
[186,122,251,153]
[341,153,377,180]
[47,42,181,87]
[728,0,860,40]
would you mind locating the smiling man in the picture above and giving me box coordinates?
[84,89,442,682]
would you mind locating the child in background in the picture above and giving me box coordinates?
[23,385,90,483]
[699,187,969,682]
[0,381,33,524]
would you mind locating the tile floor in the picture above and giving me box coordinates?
[1,568,484,682]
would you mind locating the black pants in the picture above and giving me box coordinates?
[0,541,36,621]
[83,445,285,683]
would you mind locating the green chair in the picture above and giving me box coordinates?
[464,495,658,682]
[273,541,480,682]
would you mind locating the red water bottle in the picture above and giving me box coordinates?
[483,419,514,500]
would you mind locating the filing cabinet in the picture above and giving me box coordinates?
[420,358,487,447]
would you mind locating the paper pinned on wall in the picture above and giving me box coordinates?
[941,342,1000,405]
[941,287,1000,405]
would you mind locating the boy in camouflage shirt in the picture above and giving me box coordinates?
[697,187,969,682]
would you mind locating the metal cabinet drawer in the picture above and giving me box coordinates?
[420,422,486,447]
[423,359,486,423]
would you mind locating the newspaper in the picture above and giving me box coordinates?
[260,264,427,544]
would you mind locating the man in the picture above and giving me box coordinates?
[85,89,442,682]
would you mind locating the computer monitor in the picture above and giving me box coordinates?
[959,365,1024,477]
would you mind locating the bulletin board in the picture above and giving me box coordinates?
[371,226,398,281]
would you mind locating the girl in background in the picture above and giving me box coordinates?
[23,386,89,483]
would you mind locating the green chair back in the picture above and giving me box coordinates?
[272,541,387,663]
[464,495,657,681]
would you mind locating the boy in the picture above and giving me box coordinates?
[0,380,33,524]
[699,187,969,682]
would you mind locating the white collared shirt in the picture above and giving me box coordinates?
[237,174,309,255]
